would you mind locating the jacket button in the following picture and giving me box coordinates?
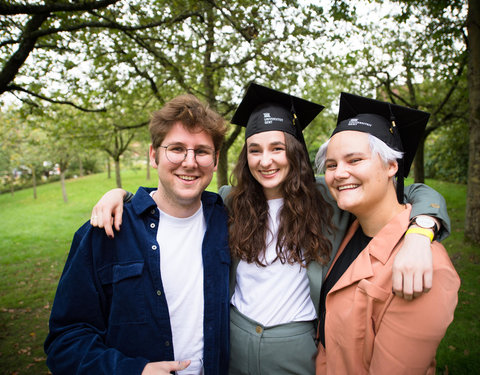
[156,290,162,296]
[255,325,263,334]
[165,341,170,346]
[151,245,157,250]
[150,223,156,228]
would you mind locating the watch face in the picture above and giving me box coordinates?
[416,216,436,229]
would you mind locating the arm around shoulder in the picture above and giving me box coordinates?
[404,183,450,241]
[90,188,129,238]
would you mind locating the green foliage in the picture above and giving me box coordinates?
[68,154,104,176]
[0,108,50,192]
[425,120,469,183]
[2,0,334,111]
[329,0,357,22]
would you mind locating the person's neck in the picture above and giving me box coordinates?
[151,190,202,218]
[356,190,405,237]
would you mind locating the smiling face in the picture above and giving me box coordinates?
[324,131,398,218]
[150,122,218,217]
[246,130,290,200]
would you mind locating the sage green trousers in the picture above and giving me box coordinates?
[229,306,317,375]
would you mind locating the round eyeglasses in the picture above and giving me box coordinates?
[159,144,216,167]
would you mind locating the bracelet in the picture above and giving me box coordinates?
[405,227,434,242]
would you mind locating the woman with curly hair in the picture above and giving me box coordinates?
[221,84,333,374]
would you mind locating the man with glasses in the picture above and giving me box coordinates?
[45,94,230,375]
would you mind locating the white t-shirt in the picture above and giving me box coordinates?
[230,198,317,326]
[156,201,205,374]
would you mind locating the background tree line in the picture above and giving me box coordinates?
[1,0,477,244]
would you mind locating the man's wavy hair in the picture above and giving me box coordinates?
[149,94,226,152]
[227,132,333,267]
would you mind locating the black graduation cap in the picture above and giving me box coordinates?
[332,92,430,203]
[231,82,324,144]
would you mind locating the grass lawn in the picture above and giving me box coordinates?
[0,171,478,374]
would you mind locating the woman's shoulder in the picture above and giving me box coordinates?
[218,185,232,200]
[431,241,460,281]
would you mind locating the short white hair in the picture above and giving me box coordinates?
[315,133,404,173]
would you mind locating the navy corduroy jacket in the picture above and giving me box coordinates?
[45,187,230,375]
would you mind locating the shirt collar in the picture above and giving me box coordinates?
[130,187,224,217]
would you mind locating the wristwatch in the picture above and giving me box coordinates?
[410,216,438,239]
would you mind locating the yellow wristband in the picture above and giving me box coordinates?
[405,227,434,242]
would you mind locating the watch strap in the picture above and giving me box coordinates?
[405,227,434,242]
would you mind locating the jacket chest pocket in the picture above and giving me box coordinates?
[356,279,395,368]
[99,262,146,325]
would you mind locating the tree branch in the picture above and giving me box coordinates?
[117,48,163,103]
[224,125,242,150]
[0,0,120,16]
[118,30,192,93]
[113,121,149,130]
[431,53,468,117]
[205,0,258,42]
[118,132,135,155]
[7,84,106,112]
[0,13,49,94]
[26,11,201,40]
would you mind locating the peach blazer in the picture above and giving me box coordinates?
[316,205,460,375]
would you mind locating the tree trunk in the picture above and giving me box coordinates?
[146,147,150,180]
[201,3,224,188]
[32,166,37,200]
[202,5,215,104]
[217,144,229,189]
[60,171,68,203]
[107,157,111,179]
[114,157,122,188]
[466,0,480,244]
[79,157,84,177]
[217,125,242,190]
[413,134,425,183]
[10,173,14,196]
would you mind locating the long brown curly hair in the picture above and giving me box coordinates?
[227,132,333,267]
